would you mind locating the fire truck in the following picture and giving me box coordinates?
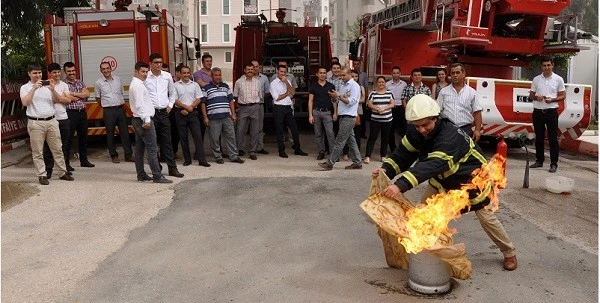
[351,0,592,141]
[232,8,333,119]
[43,5,195,136]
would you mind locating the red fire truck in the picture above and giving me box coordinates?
[43,5,195,136]
[232,8,333,119]
[352,0,592,141]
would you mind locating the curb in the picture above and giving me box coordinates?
[558,138,598,157]
[1,138,30,153]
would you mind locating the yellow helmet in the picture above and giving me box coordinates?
[405,94,440,122]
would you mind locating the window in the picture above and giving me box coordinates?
[225,51,232,63]
[243,0,258,14]
[222,0,230,15]
[200,0,207,15]
[132,0,140,4]
[324,6,327,12]
[223,24,230,43]
[201,24,208,43]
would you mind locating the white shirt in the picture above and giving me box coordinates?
[337,78,360,116]
[269,73,297,88]
[233,76,261,104]
[531,72,565,110]
[174,80,203,107]
[270,78,293,106]
[94,75,125,107]
[53,81,70,120]
[129,77,155,123]
[20,82,56,118]
[144,70,176,109]
[436,84,482,127]
[386,79,407,106]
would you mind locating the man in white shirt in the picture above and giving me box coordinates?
[144,53,184,178]
[20,63,74,185]
[386,66,407,152]
[528,56,566,173]
[270,65,307,158]
[234,63,262,160]
[436,63,482,141]
[251,59,270,155]
[319,67,362,170]
[95,61,134,163]
[129,61,172,183]
[173,65,210,167]
[42,63,73,179]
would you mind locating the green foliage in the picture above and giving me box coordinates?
[1,0,92,82]
[339,19,360,42]
[527,53,575,70]
[562,0,598,36]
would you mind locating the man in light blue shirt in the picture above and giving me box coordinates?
[319,67,362,170]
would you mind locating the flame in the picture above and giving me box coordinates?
[399,154,507,254]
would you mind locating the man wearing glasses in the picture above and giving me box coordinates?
[144,53,184,178]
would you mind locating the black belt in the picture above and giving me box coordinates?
[314,108,331,112]
[273,104,292,107]
[534,108,557,113]
[67,108,86,112]
[338,115,356,118]
[155,108,168,112]
[104,105,123,109]
[134,116,153,120]
[238,103,259,106]
[459,124,472,129]
[27,115,55,121]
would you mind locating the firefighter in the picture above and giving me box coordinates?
[372,94,518,271]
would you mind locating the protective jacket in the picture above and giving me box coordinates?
[382,118,491,212]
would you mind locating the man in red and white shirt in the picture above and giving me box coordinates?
[233,63,262,160]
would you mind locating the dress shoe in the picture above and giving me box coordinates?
[249,155,257,160]
[199,161,212,167]
[81,161,95,168]
[317,153,325,160]
[279,151,289,158]
[318,161,333,171]
[153,177,173,184]
[345,163,363,169]
[59,174,74,181]
[216,159,225,164]
[363,157,370,164]
[294,150,308,156]
[503,255,517,271]
[67,165,75,172]
[111,156,120,163]
[549,165,557,173]
[193,153,198,160]
[137,175,153,182]
[38,176,50,185]
[238,150,246,156]
[168,168,184,178]
[125,156,135,162]
[183,161,192,166]
[529,162,543,168]
[232,158,245,164]
[257,149,269,155]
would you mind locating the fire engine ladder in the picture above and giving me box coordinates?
[51,23,74,64]
[307,36,322,67]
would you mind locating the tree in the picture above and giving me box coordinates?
[561,0,598,36]
[339,19,360,42]
[1,0,92,81]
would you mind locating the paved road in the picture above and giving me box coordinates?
[1,134,597,302]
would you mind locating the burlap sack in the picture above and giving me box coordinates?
[360,171,472,280]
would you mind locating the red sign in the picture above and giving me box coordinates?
[1,115,27,141]
[101,56,118,71]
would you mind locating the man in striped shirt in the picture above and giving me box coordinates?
[436,63,483,142]
[233,63,262,160]
[201,68,245,164]
[400,68,432,106]
[64,62,95,169]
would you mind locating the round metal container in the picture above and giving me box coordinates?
[408,251,451,294]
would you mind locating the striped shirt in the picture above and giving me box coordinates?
[202,82,233,120]
[327,75,344,92]
[436,84,482,127]
[368,90,394,122]
[386,79,407,106]
[65,79,87,110]
[233,76,260,105]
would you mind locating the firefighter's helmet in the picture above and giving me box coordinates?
[405,94,440,122]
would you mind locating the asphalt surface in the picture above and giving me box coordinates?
[1,134,598,302]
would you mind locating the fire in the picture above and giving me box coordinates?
[399,154,507,254]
